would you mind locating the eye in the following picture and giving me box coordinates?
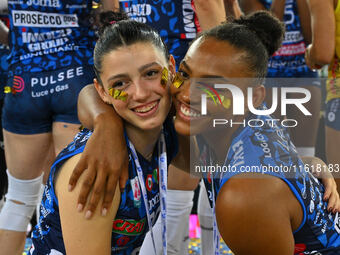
[112,80,131,88]
[178,70,190,80]
[145,69,160,78]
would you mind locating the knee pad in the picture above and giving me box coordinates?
[0,170,43,231]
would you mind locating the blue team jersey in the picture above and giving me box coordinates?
[7,0,95,73]
[263,0,318,78]
[119,0,200,67]
[30,117,178,255]
[0,15,9,100]
[200,113,340,254]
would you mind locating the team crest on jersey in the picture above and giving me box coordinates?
[146,174,153,192]
[153,168,159,184]
[130,176,141,208]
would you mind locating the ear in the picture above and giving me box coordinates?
[252,85,266,108]
[168,54,176,80]
[94,78,111,105]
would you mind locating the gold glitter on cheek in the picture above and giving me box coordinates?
[109,88,128,101]
[161,67,169,86]
[173,73,184,88]
[221,96,231,109]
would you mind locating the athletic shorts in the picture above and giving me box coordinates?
[2,65,95,134]
[325,98,340,131]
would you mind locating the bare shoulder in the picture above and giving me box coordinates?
[215,174,301,255]
[55,154,82,197]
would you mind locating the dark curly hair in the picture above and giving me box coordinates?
[198,11,285,82]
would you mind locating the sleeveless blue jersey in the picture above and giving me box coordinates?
[30,117,178,255]
[7,0,95,74]
[263,0,317,78]
[200,113,340,254]
[119,0,200,67]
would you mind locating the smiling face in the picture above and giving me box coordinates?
[95,42,175,131]
[171,37,265,136]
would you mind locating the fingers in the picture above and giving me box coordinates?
[323,179,332,201]
[69,159,87,191]
[77,168,96,213]
[84,171,107,219]
[101,175,118,216]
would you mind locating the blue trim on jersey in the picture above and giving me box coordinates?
[50,145,86,207]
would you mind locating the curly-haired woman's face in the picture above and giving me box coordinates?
[171,37,258,136]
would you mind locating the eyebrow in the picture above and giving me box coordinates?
[180,60,192,73]
[107,62,161,82]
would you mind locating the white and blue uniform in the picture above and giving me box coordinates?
[200,112,340,254]
[2,0,96,134]
[260,0,319,86]
[30,116,178,255]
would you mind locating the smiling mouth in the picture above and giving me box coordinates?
[133,100,159,114]
[179,103,201,118]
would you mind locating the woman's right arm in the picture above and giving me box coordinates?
[57,154,121,254]
[304,0,335,69]
[69,84,128,218]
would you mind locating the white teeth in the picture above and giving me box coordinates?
[134,101,158,113]
[180,104,201,117]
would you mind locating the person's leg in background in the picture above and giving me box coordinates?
[197,181,214,255]
[0,131,55,255]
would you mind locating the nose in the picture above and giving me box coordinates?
[130,81,151,102]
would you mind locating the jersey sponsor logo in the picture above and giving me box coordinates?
[153,168,159,184]
[148,193,160,210]
[119,1,152,24]
[116,236,130,247]
[12,75,25,93]
[146,174,153,192]
[284,31,304,44]
[31,66,83,87]
[12,10,78,28]
[65,4,88,9]
[26,0,61,8]
[294,243,307,253]
[182,0,196,39]
[273,42,306,57]
[112,218,146,236]
[19,43,79,61]
[231,140,245,167]
[268,58,306,69]
[254,132,273,158]
[328,112,336,122]
[22,29,72,43]
[131,176,141,208]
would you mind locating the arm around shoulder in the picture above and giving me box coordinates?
[56,154,121,255]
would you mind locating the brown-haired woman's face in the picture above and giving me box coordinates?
[94,42,175,131]
[171,37,259,136]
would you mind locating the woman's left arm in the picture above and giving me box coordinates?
[301,156,340,213]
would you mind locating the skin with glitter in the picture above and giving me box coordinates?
[173,73,184,88]
[161,67,169,86]
[108,88,128,101]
